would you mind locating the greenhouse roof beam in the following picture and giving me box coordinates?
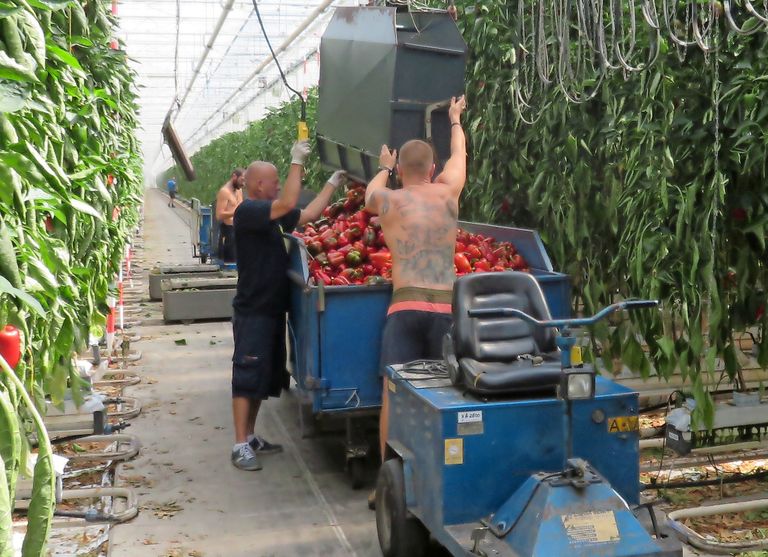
[183,0,334,144]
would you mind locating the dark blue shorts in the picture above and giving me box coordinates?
[379,310,453,373]
[231,311,288,399]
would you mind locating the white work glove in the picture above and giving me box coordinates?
[327,170,348,189]
[291,140,311,166]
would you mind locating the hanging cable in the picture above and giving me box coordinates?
[252,0,308,140]
[174,0,181,103]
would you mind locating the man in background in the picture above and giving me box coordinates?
[215,168,245,263]
[166,176,177,208]
[229,140,347,471]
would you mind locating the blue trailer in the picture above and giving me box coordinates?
[286,222,571,486]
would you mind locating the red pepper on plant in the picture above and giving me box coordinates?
[0,325,22,369]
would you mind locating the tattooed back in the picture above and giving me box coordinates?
[376,184,459,291]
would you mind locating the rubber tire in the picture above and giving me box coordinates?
[200,254,208,264]
[349,457,365,490]
[376,459,429,557]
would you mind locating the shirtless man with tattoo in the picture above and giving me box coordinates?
[365,95,467,508]
[216,168,245,262]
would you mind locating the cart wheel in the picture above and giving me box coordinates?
[348,457,366,490]
[200,254,208,264]
[376,459,428,557]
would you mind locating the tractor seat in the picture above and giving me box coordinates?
[444,272,563,396]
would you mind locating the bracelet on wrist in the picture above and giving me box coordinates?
[378,166,393,174]
[451,122,462,128]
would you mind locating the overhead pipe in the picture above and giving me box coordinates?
[184,0,334,144]
[173,0,236,120]
[194,47,318,145]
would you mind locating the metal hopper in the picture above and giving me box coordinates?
[316,6,467,183]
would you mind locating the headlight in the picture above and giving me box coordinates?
[560,370,595,401]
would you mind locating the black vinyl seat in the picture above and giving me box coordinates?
[444,272,564,396]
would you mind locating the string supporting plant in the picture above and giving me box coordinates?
[0,0,142,553]
[446,1,767,425]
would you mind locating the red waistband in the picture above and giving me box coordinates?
[387,301,453,316]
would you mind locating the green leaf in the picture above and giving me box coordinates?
[67,198,103,221]
[0,276,45,317]
[0,52,37,83]
[174,338,187,346]
[45,44,82,72]
[26,0,73,10]
[0,79,31,113]
[0,2,22,17]
[18,10,45,67]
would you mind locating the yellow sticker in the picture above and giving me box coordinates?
[570,346,583,366]
[444,438,463,465]
[388,379,396,393]
[607,416,639,433]
[562,511,620,544]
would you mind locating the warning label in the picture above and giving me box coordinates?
[562,511,620,544]
[444,438,463,465]
[607,416,639,433]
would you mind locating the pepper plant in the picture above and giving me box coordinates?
[162,90,325,203]
[0,0,142,554]
[447,2,767,424]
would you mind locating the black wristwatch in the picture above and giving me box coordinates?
[378,166,394,176]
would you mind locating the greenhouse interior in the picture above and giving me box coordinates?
[1,0,768,556]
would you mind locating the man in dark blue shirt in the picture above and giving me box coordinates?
[230,140,347,470]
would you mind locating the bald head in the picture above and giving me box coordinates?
[398,140,435,179]
[245,161,280,200]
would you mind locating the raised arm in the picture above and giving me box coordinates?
[365,145,397,216]
[299,171,347,226]
[434,95,467,197]
[270,140,310,220]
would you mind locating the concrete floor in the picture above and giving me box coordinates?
[109,190,382,557]
[108,189,709,557]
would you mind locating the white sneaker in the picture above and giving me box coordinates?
[231,443,262,471]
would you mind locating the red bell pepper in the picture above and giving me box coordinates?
[307,241,323,256]
[466,245,482,261]
[327,251,345,268]
[376,231,387,248]
[474,260,491,272]
[454,253,472,274]
[511,254,524,269]
[316,270,332,285]
[331,276,351,286]
[323,236,339,251]
[369,251,392,270]
[0,325,21,369]
[455,242,466,253]
[336,234,350,248]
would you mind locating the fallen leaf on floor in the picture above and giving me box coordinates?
[174,339,187,346]
[142,539,157,545]
[189,551,204,557]
[209,341,216,345]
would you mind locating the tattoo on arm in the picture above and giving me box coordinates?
[370,190,391,216]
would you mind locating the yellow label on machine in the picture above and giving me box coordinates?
[297,121,309,141]
[607,416,639,433]
[444,438,463,465]
[570,346,583,366]
[562,511,620,544]
[387,379,396,393]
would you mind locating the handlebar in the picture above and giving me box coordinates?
[467,299,659,329]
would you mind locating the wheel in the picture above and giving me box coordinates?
[200,254,208,264]
[376,459,429,557]
[348,457,366,490]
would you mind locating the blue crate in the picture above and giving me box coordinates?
[286,223,571,415]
